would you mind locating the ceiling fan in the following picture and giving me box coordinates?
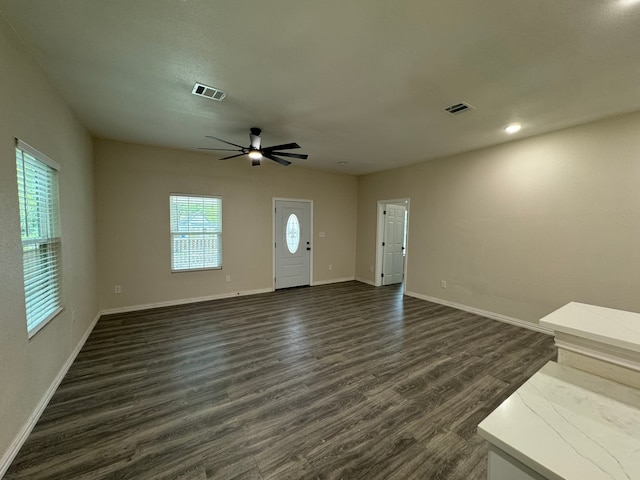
[199,127,308,166]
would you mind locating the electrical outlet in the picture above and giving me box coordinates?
[328,265,333,271]
[225,275,231,283]
[114,285,121,294]
[441,280,447,289]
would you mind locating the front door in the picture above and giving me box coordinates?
[275,200,311,289]
[382,204,406,285]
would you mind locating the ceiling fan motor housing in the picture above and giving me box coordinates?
[250,127,262,149]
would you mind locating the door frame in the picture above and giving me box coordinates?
[272,197,313,290]
[375,198,410,289]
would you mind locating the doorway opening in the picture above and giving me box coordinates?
[375,199,409,289]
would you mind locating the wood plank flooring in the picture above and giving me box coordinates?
[6,281,556,480]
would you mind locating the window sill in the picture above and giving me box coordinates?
[171,266,223,273]
[28,306,63,339]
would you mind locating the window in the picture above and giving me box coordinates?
[170,194,222,271]
[15,139,62,337]
[286,213,300,254]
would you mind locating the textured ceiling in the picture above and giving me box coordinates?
[1,0,640,174]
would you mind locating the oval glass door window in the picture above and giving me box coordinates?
[286,214,300,254]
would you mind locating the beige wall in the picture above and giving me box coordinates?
[357,111,640,325]
[0,17,97,463]
[94,139,358,311]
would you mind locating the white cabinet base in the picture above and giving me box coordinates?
[488,447,546,480]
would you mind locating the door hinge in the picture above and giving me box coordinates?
[382,242,385,247]
[381,273,384,278]
[383,210,386,215]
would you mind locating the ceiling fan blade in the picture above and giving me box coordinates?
[198,147,243,152]
[205,135,246,149]
[263,142,300,152]
[269,151,308,159]
[218,153,247,160]
[264,153,291,166]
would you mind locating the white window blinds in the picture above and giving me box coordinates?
[170,194,222,271]
[15,139,63,337]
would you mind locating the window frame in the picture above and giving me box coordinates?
[169,193,223,273]
[15,138,63,338]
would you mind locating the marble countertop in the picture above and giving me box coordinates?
[478,361,640,480]
[539,302,640,353]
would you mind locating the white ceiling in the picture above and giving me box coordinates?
[1,0,640,175]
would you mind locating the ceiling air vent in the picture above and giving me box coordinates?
[192,82,226,101]
[444,102,474,115]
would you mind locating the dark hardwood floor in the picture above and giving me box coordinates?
[6,281,556,480]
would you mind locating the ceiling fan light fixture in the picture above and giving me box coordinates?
[248,150,263,160]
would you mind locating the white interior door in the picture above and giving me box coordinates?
[275,200,311,289]
[382,204,406,285]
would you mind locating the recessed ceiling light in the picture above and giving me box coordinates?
[619,0,639,6]
[338,161,347,165]
[505,124,522,134]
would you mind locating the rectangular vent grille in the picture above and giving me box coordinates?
[192,82,226,101]
[444,102,474,115]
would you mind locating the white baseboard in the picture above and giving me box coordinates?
[1,312,101,478]
[355,277,376,286]
[311,277,355,286]
[404,291,553,335]
[100,288,274,316]
[102,281,377,315]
